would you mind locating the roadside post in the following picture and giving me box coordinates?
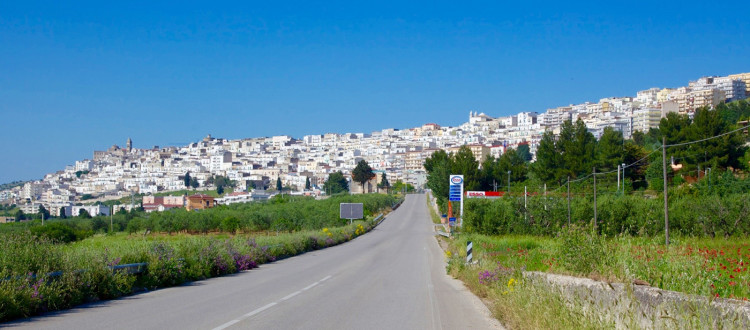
[466,241,473,264]
[340,203,364,225]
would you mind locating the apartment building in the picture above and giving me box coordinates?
[632,108,662,133]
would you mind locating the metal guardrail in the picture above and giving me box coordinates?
[373,214,385,226]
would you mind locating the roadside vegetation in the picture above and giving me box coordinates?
[443,230,750,329]
[427,101,750,328]
[0,193,401,322]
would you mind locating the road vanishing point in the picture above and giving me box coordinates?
[7,194,502,330]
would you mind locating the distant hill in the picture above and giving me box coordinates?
[0,181,28,191]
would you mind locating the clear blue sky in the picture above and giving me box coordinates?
[1,1,749,183]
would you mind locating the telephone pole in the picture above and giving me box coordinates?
[661,137,669,245]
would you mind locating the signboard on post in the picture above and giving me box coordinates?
[340,203,364,225]
[449,175,464,221]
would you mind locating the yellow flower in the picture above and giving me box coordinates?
[445,251,452,258]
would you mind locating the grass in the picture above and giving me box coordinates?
[0,219,379,322]
[445,246,608,329]
[442,233,750,329]
[426,193,442,224]
[445,233,750,300]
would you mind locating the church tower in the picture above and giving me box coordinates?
[127,137,132,152]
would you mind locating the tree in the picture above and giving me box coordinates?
[184,172,191,188]
[450,146,480,191]
[59,206,67,219]
[532,131,559,184]
[352,160,375,193]
[498,148,528,183]
[622,141,649,190]
[392,180,415,193]
[378,172,390,193]
[78,209,92,219]
[689,107,745,171]
[38,205,50,219]
[14,209,25,222]
[425,150,451,203]
[596,127,625,172]
[216,185,224,195]
[323,171,349,194]
[516,143,533,162]
[276,177,282,191]
[190,178,199,189]
[305,177,311,190]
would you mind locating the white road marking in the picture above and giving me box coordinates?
[213,320,240,330]
[302,282,319,291]
[212,275,333,329]
[281,291,301,301]
[242,302,277,318]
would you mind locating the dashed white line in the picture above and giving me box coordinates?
[212,275,333,330]
[281,291,301,301]
[242,302,277,318]
[213,320,239,330]
[302,282,319,291]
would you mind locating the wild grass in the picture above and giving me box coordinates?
[445,230,750,301]
[426,193,442,224]
[0,219,378,322]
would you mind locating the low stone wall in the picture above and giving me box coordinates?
[524,271,750,329]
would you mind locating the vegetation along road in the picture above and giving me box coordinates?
[7,194,501,330]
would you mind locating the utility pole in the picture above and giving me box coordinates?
[544,183,547,211]
[661,137,672,245]
[567,176,571,226]
[617,164,621,191]
[507,170,511,196]
[593,167,597,231]
[623,163,627,194]
[110,205,113,233]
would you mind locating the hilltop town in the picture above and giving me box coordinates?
[2,72,749,217]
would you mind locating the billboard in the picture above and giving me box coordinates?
[340,203,364,219]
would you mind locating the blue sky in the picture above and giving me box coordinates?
[1,1,749,183]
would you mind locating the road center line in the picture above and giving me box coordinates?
[281,291,301,301]
[212,275,333,329]
[243,302,277,318]
[302,282,319,291]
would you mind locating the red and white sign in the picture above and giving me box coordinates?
[465,191,504,198]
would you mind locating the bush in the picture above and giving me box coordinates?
[30,223,79,243]
[556,224,611,275]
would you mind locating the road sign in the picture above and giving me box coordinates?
[340,203,363,222]
[449,175,464,218]
[449,217,456,226]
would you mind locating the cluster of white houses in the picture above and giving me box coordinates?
[3,72,749,216]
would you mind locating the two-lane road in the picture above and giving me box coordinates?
[7,194,501,329]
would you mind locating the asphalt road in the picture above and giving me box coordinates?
[6,194,502,330]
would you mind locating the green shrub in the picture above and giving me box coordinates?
[30,223,78,244]
[556,224,611,275]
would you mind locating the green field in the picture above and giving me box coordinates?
[0,193,401,322]
[442,231,750,329]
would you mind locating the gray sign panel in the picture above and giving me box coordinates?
[340,203,364,219]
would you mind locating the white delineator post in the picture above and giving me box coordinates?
[466,241,473,264]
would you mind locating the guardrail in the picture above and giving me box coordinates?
[373,214,385,226]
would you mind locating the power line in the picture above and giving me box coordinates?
[665,124,748,148]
